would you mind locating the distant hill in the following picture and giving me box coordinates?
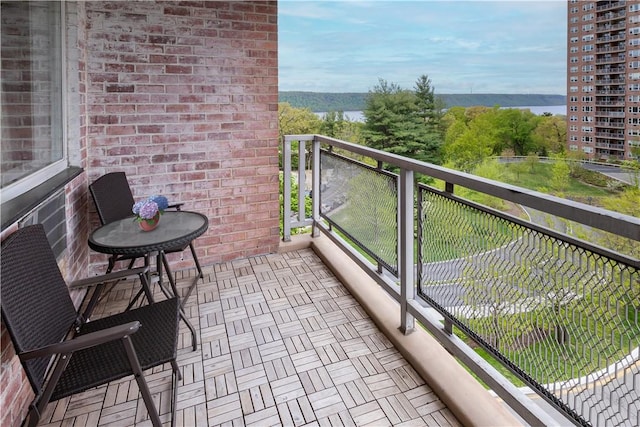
[279,91,566,112]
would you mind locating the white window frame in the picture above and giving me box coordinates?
[0,2,67,204]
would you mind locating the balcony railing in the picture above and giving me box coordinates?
[283,134,640,427]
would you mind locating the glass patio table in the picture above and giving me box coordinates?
[88,210,208,350]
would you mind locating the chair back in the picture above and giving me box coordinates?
[89,172,136,225]
[0,225,78,394]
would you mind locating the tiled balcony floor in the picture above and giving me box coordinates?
[39,248,461,426]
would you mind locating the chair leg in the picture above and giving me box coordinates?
[171,360,182,427]
[122,336,162,427]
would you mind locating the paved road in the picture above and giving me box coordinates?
[581,162,638,187]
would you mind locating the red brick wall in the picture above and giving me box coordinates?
[84,1,280,273]
[1,2,279,425]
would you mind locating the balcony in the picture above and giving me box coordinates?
[38,239,518,426]
[283,135,640,427]
[14,134,639,427]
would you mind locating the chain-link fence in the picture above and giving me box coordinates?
[417,186,640,426]
[320,150,398,275]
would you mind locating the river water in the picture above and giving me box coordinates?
[318,105,567,122]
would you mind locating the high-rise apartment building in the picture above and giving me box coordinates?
[567,0,640,161]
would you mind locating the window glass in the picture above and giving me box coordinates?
[1,1,64,199]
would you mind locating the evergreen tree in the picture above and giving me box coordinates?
[362,78,442,166]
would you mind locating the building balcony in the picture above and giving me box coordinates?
[595,120,625,128]
[596,10,626,23]
[596,32,626,44]
[595,130,626,139]
[43,241,500,426]
[282,135,640,427]
[596,1,627,13]
[595,141,626,149]
[596,21,626,33]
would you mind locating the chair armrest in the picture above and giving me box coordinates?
[167,202,184,211]
[68,266,149,290]
[20,322,141,360]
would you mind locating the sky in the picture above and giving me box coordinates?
[278,0,568,95]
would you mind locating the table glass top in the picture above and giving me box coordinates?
[89,211,208,254]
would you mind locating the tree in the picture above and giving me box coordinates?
[443,109,498,171]
[493,108,538,156]
[531,115,567,156]
[278,102,322,169]
[319,110,364,144]
[278,102,321,141]
[550,155,570,195]
[362,78,442,166]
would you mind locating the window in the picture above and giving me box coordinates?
[631,84,640,91]
[570,76,578,82]
[570,96,578,102]
[631,3,640,12]
[631,27,640,35]
[630,61,640,69]
[629,106,640,114]
[582,75,593,82]
[582,34,594,42]
[569,144,578,151]
[582,85,593,92]
[582,55,594,62]
[571,26,578,33]
[570,66,579,73]
[582,13,594,21]
[582,65,594,72]
[582,96,593,102]
[570,56,579,63]
[570,115,578,122]
[570,125,578,131]
[581,136,593,143]
[581,126,593,132]
[570,105,578,112]
[631,50,640,58]
[582,116,593,122]
[582,106,593,112]
[570,86,578,92]
[582,3,593,11]
[583,24,594,32]
[570,6,578,13]
[1,2,65,203]
[630,38,640,46]
[570,47,579,53]
[629,95,640,102]
[582,147,593,154]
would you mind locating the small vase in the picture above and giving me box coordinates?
[139,212,160,231]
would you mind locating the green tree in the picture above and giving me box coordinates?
[319,110,364,144]
[278,102,321,141]
[531,115,567,156]
[550,156,570,194]
[443,109,498,171]
[493,108,538,156]
[278,102,322,169]
[362,78,442,166]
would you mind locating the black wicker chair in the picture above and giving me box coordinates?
[0,225,181,427]
[88,171,204,307]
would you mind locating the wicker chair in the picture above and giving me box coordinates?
[0,225,181,427]
[88,171,203,309]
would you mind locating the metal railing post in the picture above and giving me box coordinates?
[399,168,415,334]
[298,140,307,225]
[312,136,321,237]
[283,137,292,241]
